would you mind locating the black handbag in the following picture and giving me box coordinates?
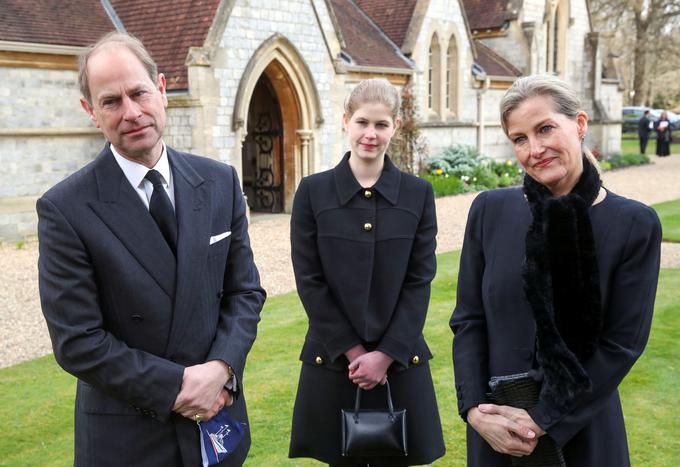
[488,372,566,467]
[341,381,407,458]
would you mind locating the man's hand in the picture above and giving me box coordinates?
[467,405,539,457]
[347,351,393,390]
[172,360,233,421]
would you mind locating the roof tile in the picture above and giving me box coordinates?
[354,0,417,47]
[461,0,515,31]
[109,0,221,90]
[474,40,522,77]
[0,0,114,46]
[330,0,412,70]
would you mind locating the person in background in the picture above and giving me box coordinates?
[37,32,265,466]
[451,74,661,466]
[655,111,672,157]
[637,109,653,154]
[289,78,446,466]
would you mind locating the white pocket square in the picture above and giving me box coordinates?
[209,231,231,245]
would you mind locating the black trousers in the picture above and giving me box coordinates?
[639,135,649,154]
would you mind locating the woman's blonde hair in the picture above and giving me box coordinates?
[344,78,401,121]
[500,74,600,171]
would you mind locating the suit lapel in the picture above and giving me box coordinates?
[164,149,212,356]
[88,147,177,298]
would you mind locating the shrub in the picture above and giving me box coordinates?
[420,174,465,197]
[422,144,524,197]
[607,153,650,169]
[426,144,485,177]
[389,82,428,174]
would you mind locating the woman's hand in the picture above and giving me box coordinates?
[344,344,368,363]
[467,405,539,457]
[477,404,545,437]
[347,351,393,389]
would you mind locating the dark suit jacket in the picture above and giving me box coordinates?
[450,187,661,466]
[37,145,265,466]
[637,115,652,138]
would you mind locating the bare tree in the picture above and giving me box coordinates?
[591,0,680,106]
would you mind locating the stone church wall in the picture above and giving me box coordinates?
[0,66,103,241]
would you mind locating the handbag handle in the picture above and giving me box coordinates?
[353,380,395,421]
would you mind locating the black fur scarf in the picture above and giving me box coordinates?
[522,156,603,411]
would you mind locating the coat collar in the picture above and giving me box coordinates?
[334,152,401,205]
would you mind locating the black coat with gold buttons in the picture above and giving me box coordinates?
[289,153,445,465]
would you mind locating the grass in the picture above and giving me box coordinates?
[620,137,680,156]
[652,199,680,243]
[2,252,678,466]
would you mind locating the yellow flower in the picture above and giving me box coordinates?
[436,168,444,175]
[505,160,513,166]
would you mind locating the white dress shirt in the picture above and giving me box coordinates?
[110,144,175,210]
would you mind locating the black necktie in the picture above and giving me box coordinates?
[145,169,177,253]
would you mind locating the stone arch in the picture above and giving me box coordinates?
[233,33,323,212]
[545,0,569,76]
[445,32,460,119]
[428,32,442,118]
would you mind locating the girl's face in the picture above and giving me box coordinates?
[343,102,399,163]
[506,94,588,196]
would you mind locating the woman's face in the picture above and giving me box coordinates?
[343,102,398,163]
[506,95,588,196]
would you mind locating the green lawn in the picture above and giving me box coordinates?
[652,199,680,243]
[621,137,680,156]
[1,252,678,466]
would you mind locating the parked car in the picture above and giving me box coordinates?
[655,109,680,131]
[622,106,654,133]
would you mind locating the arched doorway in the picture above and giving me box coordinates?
[242,74,284,213]
[233,33,323,213]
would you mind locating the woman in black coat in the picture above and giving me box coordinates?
[450,75,662,466]
[289,78,445,466]
[655,111,672,157]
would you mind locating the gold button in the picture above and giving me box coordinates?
[315,356,323,365]
[411,355,420,364]
[364,190,372,199]
[363,223,373,232]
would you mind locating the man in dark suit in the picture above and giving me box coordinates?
[37,32,265,466]
[638,109,653,154]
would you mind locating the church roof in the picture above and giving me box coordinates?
[330,0,412,70]
[2,0,413,90]
[0,0,114,46]
[353,0,417,47]
[473,40,522,77]
[461,0,518,31]
[109,0,221,90]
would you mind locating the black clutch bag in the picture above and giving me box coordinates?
[488,372,566,467]
[341,381,407,458]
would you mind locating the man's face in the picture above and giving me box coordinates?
[80,45,167,166]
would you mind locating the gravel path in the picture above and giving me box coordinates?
[2,155,680,368]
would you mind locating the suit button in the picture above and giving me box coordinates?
[131,314,143,322]
[363,223,373,232]
[411,355,420,364]
[315,356,323,365]
[363,189,372,199]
